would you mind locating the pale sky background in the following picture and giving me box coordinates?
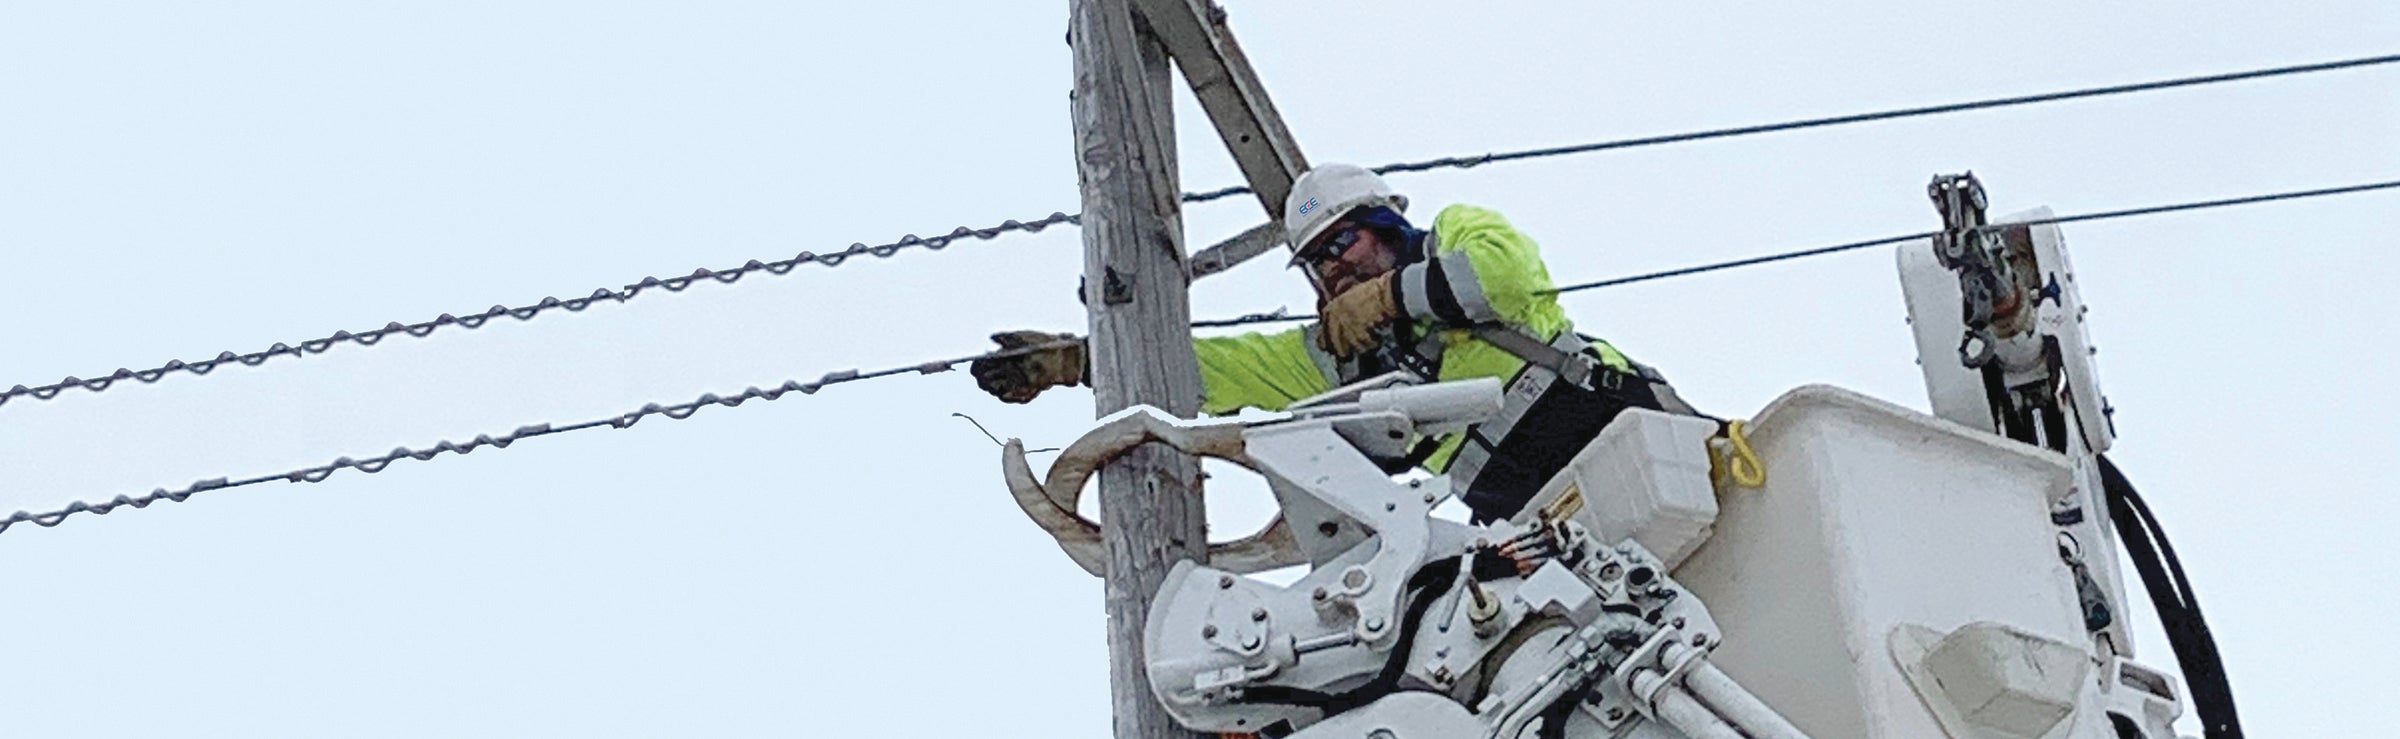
[3,2,2396,737]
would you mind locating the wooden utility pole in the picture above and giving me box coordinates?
[1069,1,1208,737]
[1068,1,1306,735]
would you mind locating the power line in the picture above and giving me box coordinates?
[1198,177,2400,327]
[1543,178,2400,295]
[0,213,1077,408]
[1543,233,1933,296]
[0,337,1083,535]
[1184,52,2400,203]
[9,52,2392,408]
[1192,308,1300,328]
[13,176,2393,535]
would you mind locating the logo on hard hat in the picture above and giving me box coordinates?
[1298,197,1319,216]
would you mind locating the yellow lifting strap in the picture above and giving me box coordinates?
[1709,419,1767,488]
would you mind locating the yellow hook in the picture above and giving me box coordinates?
[1711,419,1767,488]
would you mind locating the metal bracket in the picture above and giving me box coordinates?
[1611,626,1686,715]
[1101,265,1135,305]
[1930,173,2013,371]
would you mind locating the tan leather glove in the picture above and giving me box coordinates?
[1316,272,1401,359]
[971,331,1086,403]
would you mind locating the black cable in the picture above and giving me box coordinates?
[2006,179,2400,233]
[1235,684,1339,709]
[1325,557,1464,713]
[1192,309,1301,328]
[0,213,1084,408]
[1545,232,1935,295]
[31,169,2390,532]
[1183,53,2400,203]
[3,337,1089,534]
[1533,687,1581,739]
[1543,179,2400,296]
[13,55,2396,409]
[2099,455,2241,739]
[1194,177,2400,330]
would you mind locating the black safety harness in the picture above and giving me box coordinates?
[1361,323,1695,523]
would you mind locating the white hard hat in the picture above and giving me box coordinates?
[1283,163,1407,264]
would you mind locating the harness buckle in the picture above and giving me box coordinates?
[1560,355,1598,391]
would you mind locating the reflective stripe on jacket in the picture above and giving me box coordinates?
[1193,203,1637,474]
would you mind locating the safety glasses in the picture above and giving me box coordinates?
[1307,225,1366,265]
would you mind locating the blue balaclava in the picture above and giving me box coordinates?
[1352,206,1426,263]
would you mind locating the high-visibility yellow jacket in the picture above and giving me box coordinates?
[1193,203,1639,476]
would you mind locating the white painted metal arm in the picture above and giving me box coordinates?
[1001,409,1303,576]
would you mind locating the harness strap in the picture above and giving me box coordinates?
[1471,324,1580,381]
[1469,325,1649,392]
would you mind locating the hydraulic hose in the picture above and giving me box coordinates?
[2099,455,2242,739]
[1683,658,1812,739]
[1630,671,1746,739]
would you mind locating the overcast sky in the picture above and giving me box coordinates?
[4,2,2396,736]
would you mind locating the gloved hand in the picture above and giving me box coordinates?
[1317,272,1401,359]
[970,330,1087,403]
